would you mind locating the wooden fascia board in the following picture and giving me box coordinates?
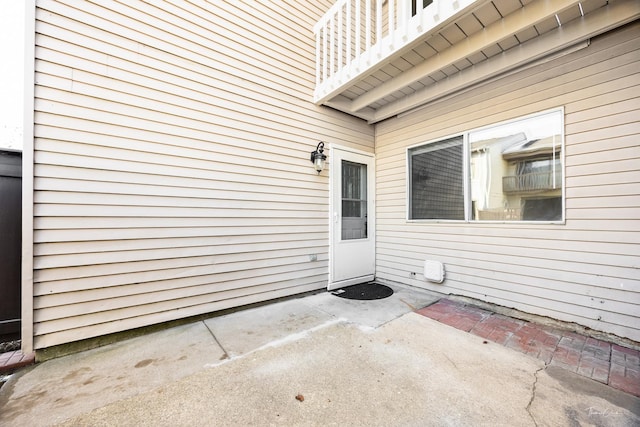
[348,0,582,113]
[324,98,375,122]
[368,0,640,123]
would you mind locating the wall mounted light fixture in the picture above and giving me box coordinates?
[310,141,326,174]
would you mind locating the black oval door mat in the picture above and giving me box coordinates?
[331,282,394,300]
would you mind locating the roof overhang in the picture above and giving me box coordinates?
[314,0,640,123]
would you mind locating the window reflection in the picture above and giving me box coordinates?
[470,111,563,221]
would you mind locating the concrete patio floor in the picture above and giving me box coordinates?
[0,283,638,426]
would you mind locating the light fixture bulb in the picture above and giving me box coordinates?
[310,142,327,174]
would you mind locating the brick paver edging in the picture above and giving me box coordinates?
[0,350,36,374]
[416,299,640,397]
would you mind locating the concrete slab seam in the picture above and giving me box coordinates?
[201,320,230,360]
[356,324,377,333]
[303,299,401,330]
[203,317,348,369]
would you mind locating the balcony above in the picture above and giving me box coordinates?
[503,171,562,194]
[314,0,640,123]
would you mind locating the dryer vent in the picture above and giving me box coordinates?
[424,260,445,283]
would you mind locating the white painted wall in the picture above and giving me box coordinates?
[26,1,640,350]
[30,0,374,349]
[374,22,640,342]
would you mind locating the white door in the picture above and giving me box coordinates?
[328,147,375,290]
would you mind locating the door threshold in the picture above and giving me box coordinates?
[327,275,375,291]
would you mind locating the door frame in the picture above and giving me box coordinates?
[328,144,376,290]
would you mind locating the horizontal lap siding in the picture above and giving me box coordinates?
[33,0,374,348]
[374,22,640,342]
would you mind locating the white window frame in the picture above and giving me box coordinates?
[406,107,565,224]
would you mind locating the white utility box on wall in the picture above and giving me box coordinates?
[424,260,445,283]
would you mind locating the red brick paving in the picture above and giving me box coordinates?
[416,299,640,398]
[609,345,640,396]
[0,350,35,374]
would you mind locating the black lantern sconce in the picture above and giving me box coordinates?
[310,141,327,174]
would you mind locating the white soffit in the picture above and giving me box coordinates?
[318,1,639,124]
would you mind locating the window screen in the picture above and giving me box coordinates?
[409,136,464,220]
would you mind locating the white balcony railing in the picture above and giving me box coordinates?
[503,170,563,194]
[313,0,479,104]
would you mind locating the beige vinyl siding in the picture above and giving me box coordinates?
[32,0,374,349]
[374,21,640,342]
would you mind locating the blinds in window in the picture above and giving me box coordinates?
[409,136,465,220]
